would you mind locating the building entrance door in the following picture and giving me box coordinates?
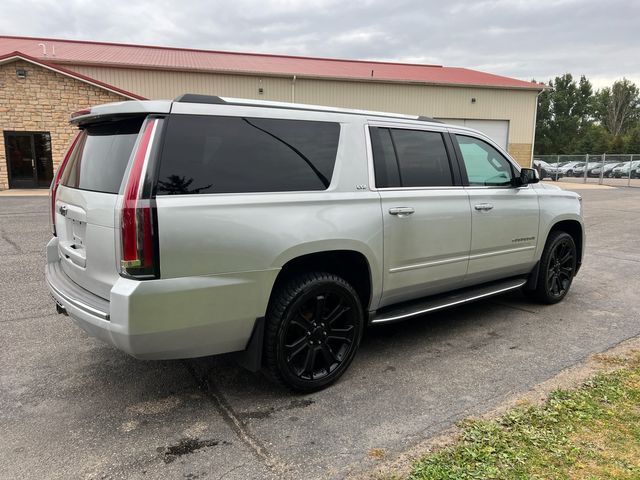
[4,131,53,189]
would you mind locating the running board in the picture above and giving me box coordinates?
[370,277,527,324]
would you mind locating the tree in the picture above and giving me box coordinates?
[624,126,640,153]
[575,124,611,154]
[595,78,640,137]
[534,74,594,155]
[609,135,625,154]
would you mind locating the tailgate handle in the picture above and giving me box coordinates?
[59,241,87,268]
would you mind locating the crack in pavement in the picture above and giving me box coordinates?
[181,360,292,479]
[0,210,49,217]
[590,252,640,264]
[0,312,58,324]
[1,228,22,253]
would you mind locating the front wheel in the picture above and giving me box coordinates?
[525,231,577,304]
[264,272,364,392]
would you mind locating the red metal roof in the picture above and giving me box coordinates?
[0,35,543,90]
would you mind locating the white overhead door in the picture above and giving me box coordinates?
[437,119,509,150]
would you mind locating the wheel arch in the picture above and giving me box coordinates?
[269,249,375,312]
[548,219,584,273]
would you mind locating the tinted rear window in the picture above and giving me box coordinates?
[61,118,143,193]
[156,115,340,195]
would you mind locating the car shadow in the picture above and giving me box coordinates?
[73,289,538,407]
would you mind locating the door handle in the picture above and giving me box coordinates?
[474,203,494,211]
[389,207,415,217]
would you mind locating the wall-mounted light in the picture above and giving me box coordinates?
[258,87,264,94]
[16,69,27,79]
[471,97,477,104]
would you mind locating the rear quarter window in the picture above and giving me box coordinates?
[61,117,143,194]
[156,115,340,195]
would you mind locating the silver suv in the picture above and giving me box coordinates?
[46,94,584,391]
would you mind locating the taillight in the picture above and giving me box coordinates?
[50,132,82,236]
[70,108,91,119]
[119,118,159,278]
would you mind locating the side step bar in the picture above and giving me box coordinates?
[370,277,527,324]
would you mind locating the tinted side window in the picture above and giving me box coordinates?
[391,129,452,187]
[370,127,400,188]
[456,135,514,186]
[156,115,340,194]
[370,128,453,188]
[61,117,143,193]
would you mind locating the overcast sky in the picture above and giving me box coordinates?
[1,0,637,88]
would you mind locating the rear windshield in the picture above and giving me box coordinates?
[156,115,340,195]
[61,117,144,194]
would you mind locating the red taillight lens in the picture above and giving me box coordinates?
[120,119,158,278]
[70,108,91,119]
[50,132,82,236]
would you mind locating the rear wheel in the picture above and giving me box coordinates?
[526,231,577,304]
[264,272,363,392]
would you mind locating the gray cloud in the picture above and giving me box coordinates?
[0,0,637,87]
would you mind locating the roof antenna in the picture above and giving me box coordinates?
[37,43,47,56]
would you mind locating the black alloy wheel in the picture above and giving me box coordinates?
[526,231,577,304]
[545,238,575,299]
[265,272,363,392]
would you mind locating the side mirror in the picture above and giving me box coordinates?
[515,168,539,186]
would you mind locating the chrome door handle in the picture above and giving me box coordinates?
[389,207,415,217]
[474,203,494,211]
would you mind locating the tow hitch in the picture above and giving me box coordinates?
[54,299,68,316]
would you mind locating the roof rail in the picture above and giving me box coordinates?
[418,115,442,123]
[174,93,227,104]
[173,93,443,124]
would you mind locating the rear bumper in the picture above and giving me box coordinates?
[45,237,278,360]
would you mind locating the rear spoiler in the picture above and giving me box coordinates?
[70,100,172,126]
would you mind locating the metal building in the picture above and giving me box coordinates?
[0,35,543,190]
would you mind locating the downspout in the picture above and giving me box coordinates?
[530,88,544,167]
[291,75,296,103]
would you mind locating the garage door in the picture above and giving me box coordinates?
[436,119,509,150]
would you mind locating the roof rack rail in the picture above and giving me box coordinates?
[173,93,227,104]
[173,93,443,124]
[418,115,442,123]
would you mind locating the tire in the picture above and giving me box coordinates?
[264,272,364,392]
[525,231,577,304]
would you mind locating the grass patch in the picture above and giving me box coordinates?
[408,353,640,480]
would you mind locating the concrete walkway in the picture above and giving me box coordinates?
[0,188,49,196]
[543,181,615,190]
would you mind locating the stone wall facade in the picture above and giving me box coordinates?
[0,60,126,190]
[508,143,533,168]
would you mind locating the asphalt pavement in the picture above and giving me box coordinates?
[1,187,639,479]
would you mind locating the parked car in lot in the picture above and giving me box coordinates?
[613,161,640,178]
[572,162,603,177]
[533,160,563,180]
[46,95,585,391]
[591,162,625,178]
[558,161,585,177]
